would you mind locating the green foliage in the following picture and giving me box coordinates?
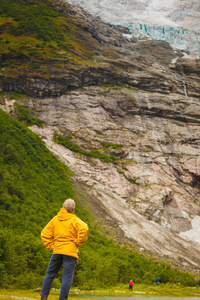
[118,170,139,186]
[53,132,118,164]
[0,0,96,63]
[101,142,123,149]
[74,230,197,289]
[125,177,139,185]
[0,108,197,289]
[0,0,64,43]
[15,103,43,127]
[0,108,74,236]
[0,228,51,288]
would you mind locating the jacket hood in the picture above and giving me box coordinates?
[57,208,76,221]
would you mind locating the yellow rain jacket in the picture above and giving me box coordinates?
[41,208,89,261]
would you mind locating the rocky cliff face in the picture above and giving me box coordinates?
[1,0,200,274]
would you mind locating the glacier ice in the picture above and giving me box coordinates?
[66,0,200,57]
[126,23,200,56]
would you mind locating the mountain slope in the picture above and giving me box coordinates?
[2,108,198,289]
[0,0,200,276]
[25,85,200,274]
[1,0,200,98]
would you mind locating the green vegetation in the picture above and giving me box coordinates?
[0,0,64,43]
[99,84,137,91]
[99,84,155,94]
[118,170,139,186]
[1,283,200,299]
[0,0,97,64]
[53,132,118,164]
[15,103,43,127]
[10,92,27,100]
[71,283,200,297]
[101,141,123,149]
[0,108,199,290]
[125,177,139,185]
[0,108,75,288]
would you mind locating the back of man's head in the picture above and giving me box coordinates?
[63,198,75,213]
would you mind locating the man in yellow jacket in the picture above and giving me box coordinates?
[40,198,89,300]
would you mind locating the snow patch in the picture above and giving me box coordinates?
[122,33,133,40]
[179,216,200,245]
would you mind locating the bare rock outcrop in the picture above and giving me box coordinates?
[18,118,199,274]
[3,83,199,273]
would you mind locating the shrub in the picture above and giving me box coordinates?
[53,132,118,164]
[0,0,64,43]
[15,103,43,127]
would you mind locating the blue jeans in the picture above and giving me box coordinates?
[41,254,76,300]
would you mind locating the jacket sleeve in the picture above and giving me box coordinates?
[74,218,89,246]
[41,218,54,251]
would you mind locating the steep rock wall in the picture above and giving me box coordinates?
[2,84,200,273]
[18,87,200,229]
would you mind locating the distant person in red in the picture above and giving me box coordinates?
[129,280,134,291]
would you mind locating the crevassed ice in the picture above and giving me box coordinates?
[126,23,200,56]
[66,0,200,57]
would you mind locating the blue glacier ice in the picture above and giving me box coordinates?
[126,23,200,57]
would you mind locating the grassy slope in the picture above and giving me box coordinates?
[0,108,76,287]
[0,0,98,77]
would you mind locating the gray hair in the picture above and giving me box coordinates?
[63,198,75,212]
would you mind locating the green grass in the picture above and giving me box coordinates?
[70,284,200,297]
[53,132,118,164]
[0,0,98,65]
[101,142,123,149]
[99,84,155,94]
[1,284,200,298]
[14,103,43,127]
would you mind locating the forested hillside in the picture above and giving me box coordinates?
[0,108,198,289]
